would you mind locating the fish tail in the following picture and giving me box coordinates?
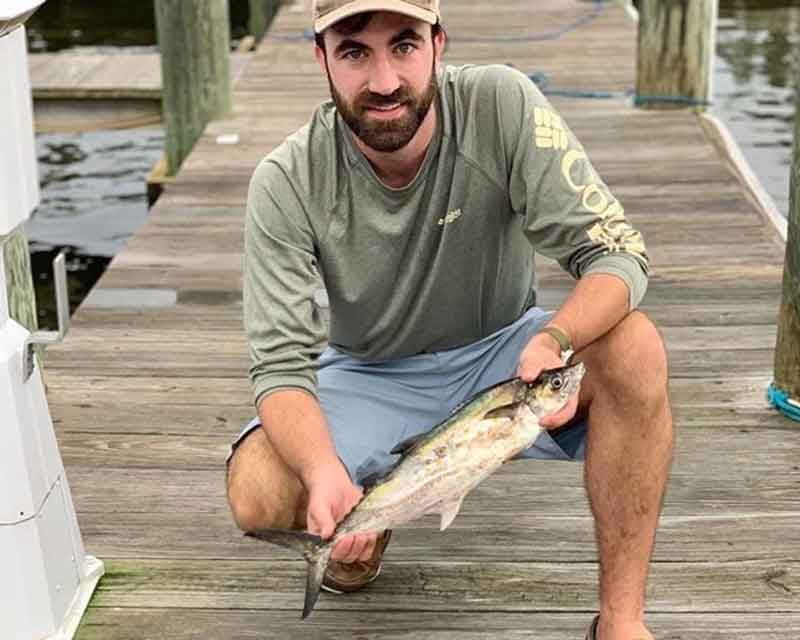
[244,528,332,619]
[303,544,334,619]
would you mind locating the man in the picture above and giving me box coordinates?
[227,1,673,638]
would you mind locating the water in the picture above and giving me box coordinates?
[22,0,261,329]
[25,0,252,52]
[715,0,800,217]
[28,129,165,329]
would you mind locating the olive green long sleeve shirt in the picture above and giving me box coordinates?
[244,64,649,407]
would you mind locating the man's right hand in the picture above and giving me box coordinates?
[304,460,378,563]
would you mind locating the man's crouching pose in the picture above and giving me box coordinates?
[227,2,673,638]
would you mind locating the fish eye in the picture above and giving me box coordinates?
[550,374,564,390]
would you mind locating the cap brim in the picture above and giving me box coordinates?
[315,0,437,34]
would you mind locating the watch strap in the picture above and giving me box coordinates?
[540,326,572,355]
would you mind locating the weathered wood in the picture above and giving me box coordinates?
[39,325,778,379]
[74,610,800,640]
[154,0,232,175]
[2,227,38,332]
[773,76,800,398]
[29,53,250,102]
[636,0,718,110]
[56,422,797,472]
[42,373,781,409]
[49,402,792,441]
[72,509,800,565]
[61,446,800,517]
[83,558,800,612]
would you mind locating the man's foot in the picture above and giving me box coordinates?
[588,615,655,640]
[321,530,392,594]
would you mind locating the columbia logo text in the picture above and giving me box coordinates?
[438,209,463,226]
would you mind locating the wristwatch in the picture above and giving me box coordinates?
[539,326,573,363]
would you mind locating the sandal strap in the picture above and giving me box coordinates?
[585,615,600,640]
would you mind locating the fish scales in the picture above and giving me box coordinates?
[246,362,585,619]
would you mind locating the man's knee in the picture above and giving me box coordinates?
[588,311,668,407]
[226,441,265,532]
[227,483,265,533]
[226,428,302,532]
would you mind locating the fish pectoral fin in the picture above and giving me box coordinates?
[482,403,520,421]
[390,431,427,456]
[439,497,465,531]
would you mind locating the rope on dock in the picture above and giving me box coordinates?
[633,94,712,107]
[264,0,709,108]
[525,70,713,107]
[767,383,800,422]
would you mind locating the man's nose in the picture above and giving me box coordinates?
[368,53,401,97]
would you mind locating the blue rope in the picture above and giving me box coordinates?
[266,28,315,42]
[263,5,709,108]
[767,383,800,422]
[634,94,712,107]
[526,70,712,106]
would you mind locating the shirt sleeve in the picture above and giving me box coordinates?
[499,67,649,309]
[243,158,327,409]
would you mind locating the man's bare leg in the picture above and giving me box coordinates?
[577,311,673,640]
[227,424,389,589]
[227,427,308,532]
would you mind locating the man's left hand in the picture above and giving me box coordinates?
[517,332,580,430]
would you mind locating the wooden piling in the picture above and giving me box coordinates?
[3,228,38,333]
[154,0,232,176]
[635,0,718,110]
[249,0,279,43]
[773,81,800,399]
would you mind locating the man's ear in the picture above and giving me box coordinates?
[433,28,447,69]
[314,42,327,73]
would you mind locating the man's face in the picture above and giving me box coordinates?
[315,12,444,153]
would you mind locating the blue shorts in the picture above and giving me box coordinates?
[229,307,587,487]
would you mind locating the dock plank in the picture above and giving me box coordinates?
[68,509,800,565]
[29,52,251,99]
[75,610,800,640]
[85,558,799,612]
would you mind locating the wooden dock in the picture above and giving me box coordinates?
[42,0,799,637]
[28,51,252,98]
[28,51,250,131]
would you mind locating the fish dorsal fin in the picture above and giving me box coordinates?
[439,497,465,531]
[482,402,520,421]
[390,431,427,456]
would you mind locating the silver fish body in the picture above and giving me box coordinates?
[246,361,585,618]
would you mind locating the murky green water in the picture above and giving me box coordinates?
[24,0,268,328]
[27,129,164,328]
[26,0,252,51]
[715,0,800,217]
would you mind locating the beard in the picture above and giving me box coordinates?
[328,60,438,153]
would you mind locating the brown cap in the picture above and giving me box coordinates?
[312,0,440,34]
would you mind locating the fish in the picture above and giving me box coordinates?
[245,361,586,619]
